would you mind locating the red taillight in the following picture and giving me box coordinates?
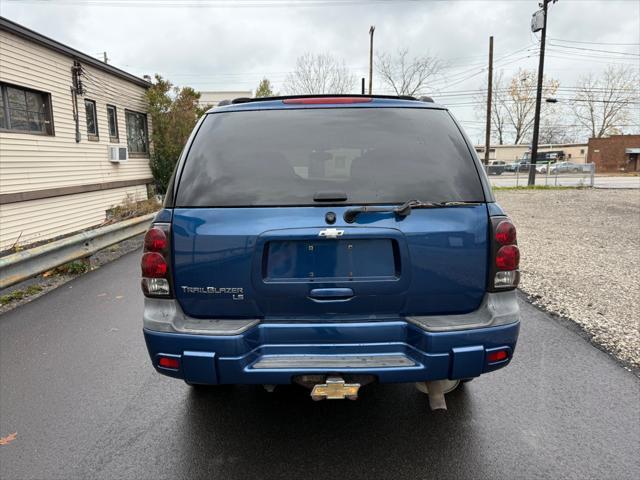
[158,356,179,369]
[282,97,373,105]
[487,350,509,363]
[496,245,520,270]
[490,217,519,290]
[142,224,172,297]
[495,220,516,245]
[141,252,167,278]
[144,227,167,251]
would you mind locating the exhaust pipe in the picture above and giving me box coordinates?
[415,379,460,410]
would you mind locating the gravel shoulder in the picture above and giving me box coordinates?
[496,189,640,371]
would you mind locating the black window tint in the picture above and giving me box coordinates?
[7,87,28,131]
[0,84,52,134]
[0,92,5,129]
[176,108,483,207]
[125,110,148,154]
[107,105,118,139]
[85,99,98,137]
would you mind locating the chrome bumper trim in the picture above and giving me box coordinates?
[406,290,519,332]
[252,354,415,369]
[144,291,519,335]
[143,298,258,335]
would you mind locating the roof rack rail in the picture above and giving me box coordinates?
[419,96,434,103]
[227,94,420,105]
[217,99,232,106]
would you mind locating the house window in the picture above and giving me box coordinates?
[580,149,585,154]
[125,110,149,155]
[0,83,54,135]
[85,99,98,140]
[106,104,119,141]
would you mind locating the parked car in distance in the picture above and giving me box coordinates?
[504,159,531,172]
[535,162,556,174]
[487,160,506,175]
[141,95,521,409]
[505,150,565,173]
[550,161,592,174]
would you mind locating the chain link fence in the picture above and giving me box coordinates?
[484,162,595,187]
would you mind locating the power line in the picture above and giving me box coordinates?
[544,53,639,67]
[82,70,148,104]
[549,37,640,47]
[4,0,443,7]
[548,43,640,57]
[545,50,639,62]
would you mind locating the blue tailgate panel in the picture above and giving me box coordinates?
[172,205,489,319]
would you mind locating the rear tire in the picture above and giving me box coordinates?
[186,382,217,390]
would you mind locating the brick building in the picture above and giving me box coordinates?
[587,135,640,173]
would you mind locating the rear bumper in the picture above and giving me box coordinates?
[143,319,520,385]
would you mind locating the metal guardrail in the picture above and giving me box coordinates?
[0,213,156,290]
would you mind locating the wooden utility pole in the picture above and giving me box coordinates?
[484,36,494,166]
[368,26,375,95]
[528,0,555,186]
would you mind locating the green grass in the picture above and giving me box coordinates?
[56,260,90,275]
[0,284,43,306]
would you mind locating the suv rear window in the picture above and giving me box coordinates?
[175,107,484,207]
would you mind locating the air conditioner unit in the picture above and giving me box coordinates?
[108,145,128,163]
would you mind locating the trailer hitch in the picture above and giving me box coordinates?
[310,377,361,400]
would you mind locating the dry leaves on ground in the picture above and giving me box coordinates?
[0,432,17,446]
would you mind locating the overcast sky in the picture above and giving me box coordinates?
[2,0,638,142]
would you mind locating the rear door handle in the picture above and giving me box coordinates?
[309,288,354,301]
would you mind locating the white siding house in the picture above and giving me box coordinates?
[0,16,153,251]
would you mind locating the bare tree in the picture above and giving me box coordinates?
[502,69,559,144]
[572,65,639,139]
[491,73,508,145]
[376,49,442,97]
[284,53,355,95]
[538,114,579,145]
[476,71,508,145]
[476,69,559,145]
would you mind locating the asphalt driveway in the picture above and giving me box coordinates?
[0,249,638,480]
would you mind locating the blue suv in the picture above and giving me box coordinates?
[142,95,520,407]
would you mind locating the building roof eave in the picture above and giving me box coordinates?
[0,16,151,88]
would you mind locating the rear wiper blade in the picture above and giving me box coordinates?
[343,199,481,223]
